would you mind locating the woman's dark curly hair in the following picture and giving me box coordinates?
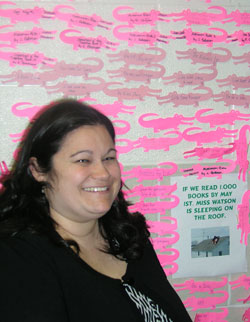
[0,99,149,261]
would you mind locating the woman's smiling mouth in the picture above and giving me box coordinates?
[83,187,108,192]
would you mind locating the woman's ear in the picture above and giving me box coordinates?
[29,157,47,182]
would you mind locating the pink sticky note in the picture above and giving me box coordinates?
[176,47,232,65]
[54,5,113,30]
[60,29,119,51]
[121,162,178,182]
[138,113,194,132]
[184,291,229,311]
[107,47,166,67]
[174,277,228,294]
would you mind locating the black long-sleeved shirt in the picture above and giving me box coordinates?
[0,232,192,321]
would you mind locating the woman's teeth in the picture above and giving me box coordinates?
[83,187,108,192]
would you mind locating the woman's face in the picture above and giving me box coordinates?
[39,125,121,226]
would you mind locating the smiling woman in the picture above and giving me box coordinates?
[0,99,192,322]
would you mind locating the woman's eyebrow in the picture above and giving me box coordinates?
[70,150,92,158]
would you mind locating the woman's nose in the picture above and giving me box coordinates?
[91,161,109,179]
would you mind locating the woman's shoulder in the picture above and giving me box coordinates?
[0,231,59,271]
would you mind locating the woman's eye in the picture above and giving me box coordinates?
[104,156,116,161]
[77,159,89,163]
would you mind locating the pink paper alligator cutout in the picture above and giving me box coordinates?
[174,277,228,294]
[230,274,250,290]
[113,6,170,26]
[194,308,228,322]
[45,77,106,97]
[107,47,166,67]
[233,51,250,67]
[216,74,250,90]
[0,25,56,48]
[103,82,161,102]
[92,101,136,118]
[158,86,213,107]
[182,127,238,146]
[124,183,177,201]
[0,58,104,86]
[171,6,227,26]
[227,30,250,46]
[131,131,183,152]
[157,249,179,275]
[138,113,194,132]
[195,108,250,128]
[0,160,9,190]
[121,162,178,182]
[213,90,250,109]
[235,125,250,181]
[184,290,229,311]
[151,232,180,250]
[176,47,232,66]
[0,47,56,68]
[237,190,250,245]
[171,28,228,47]
[107,63,166,84]
[183,144,236,161]
[60,29,119,51]
[243,308,250,322]
[129,196,180,215]
[112,120,130,136]
[222,9,250,26]
[54,5,113,30]
[113,25,169,46]
[163,66,218,87]
[11,101,43,120]
[180,159,236,179]
[147,216,177,235]
[0,1,54,24]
